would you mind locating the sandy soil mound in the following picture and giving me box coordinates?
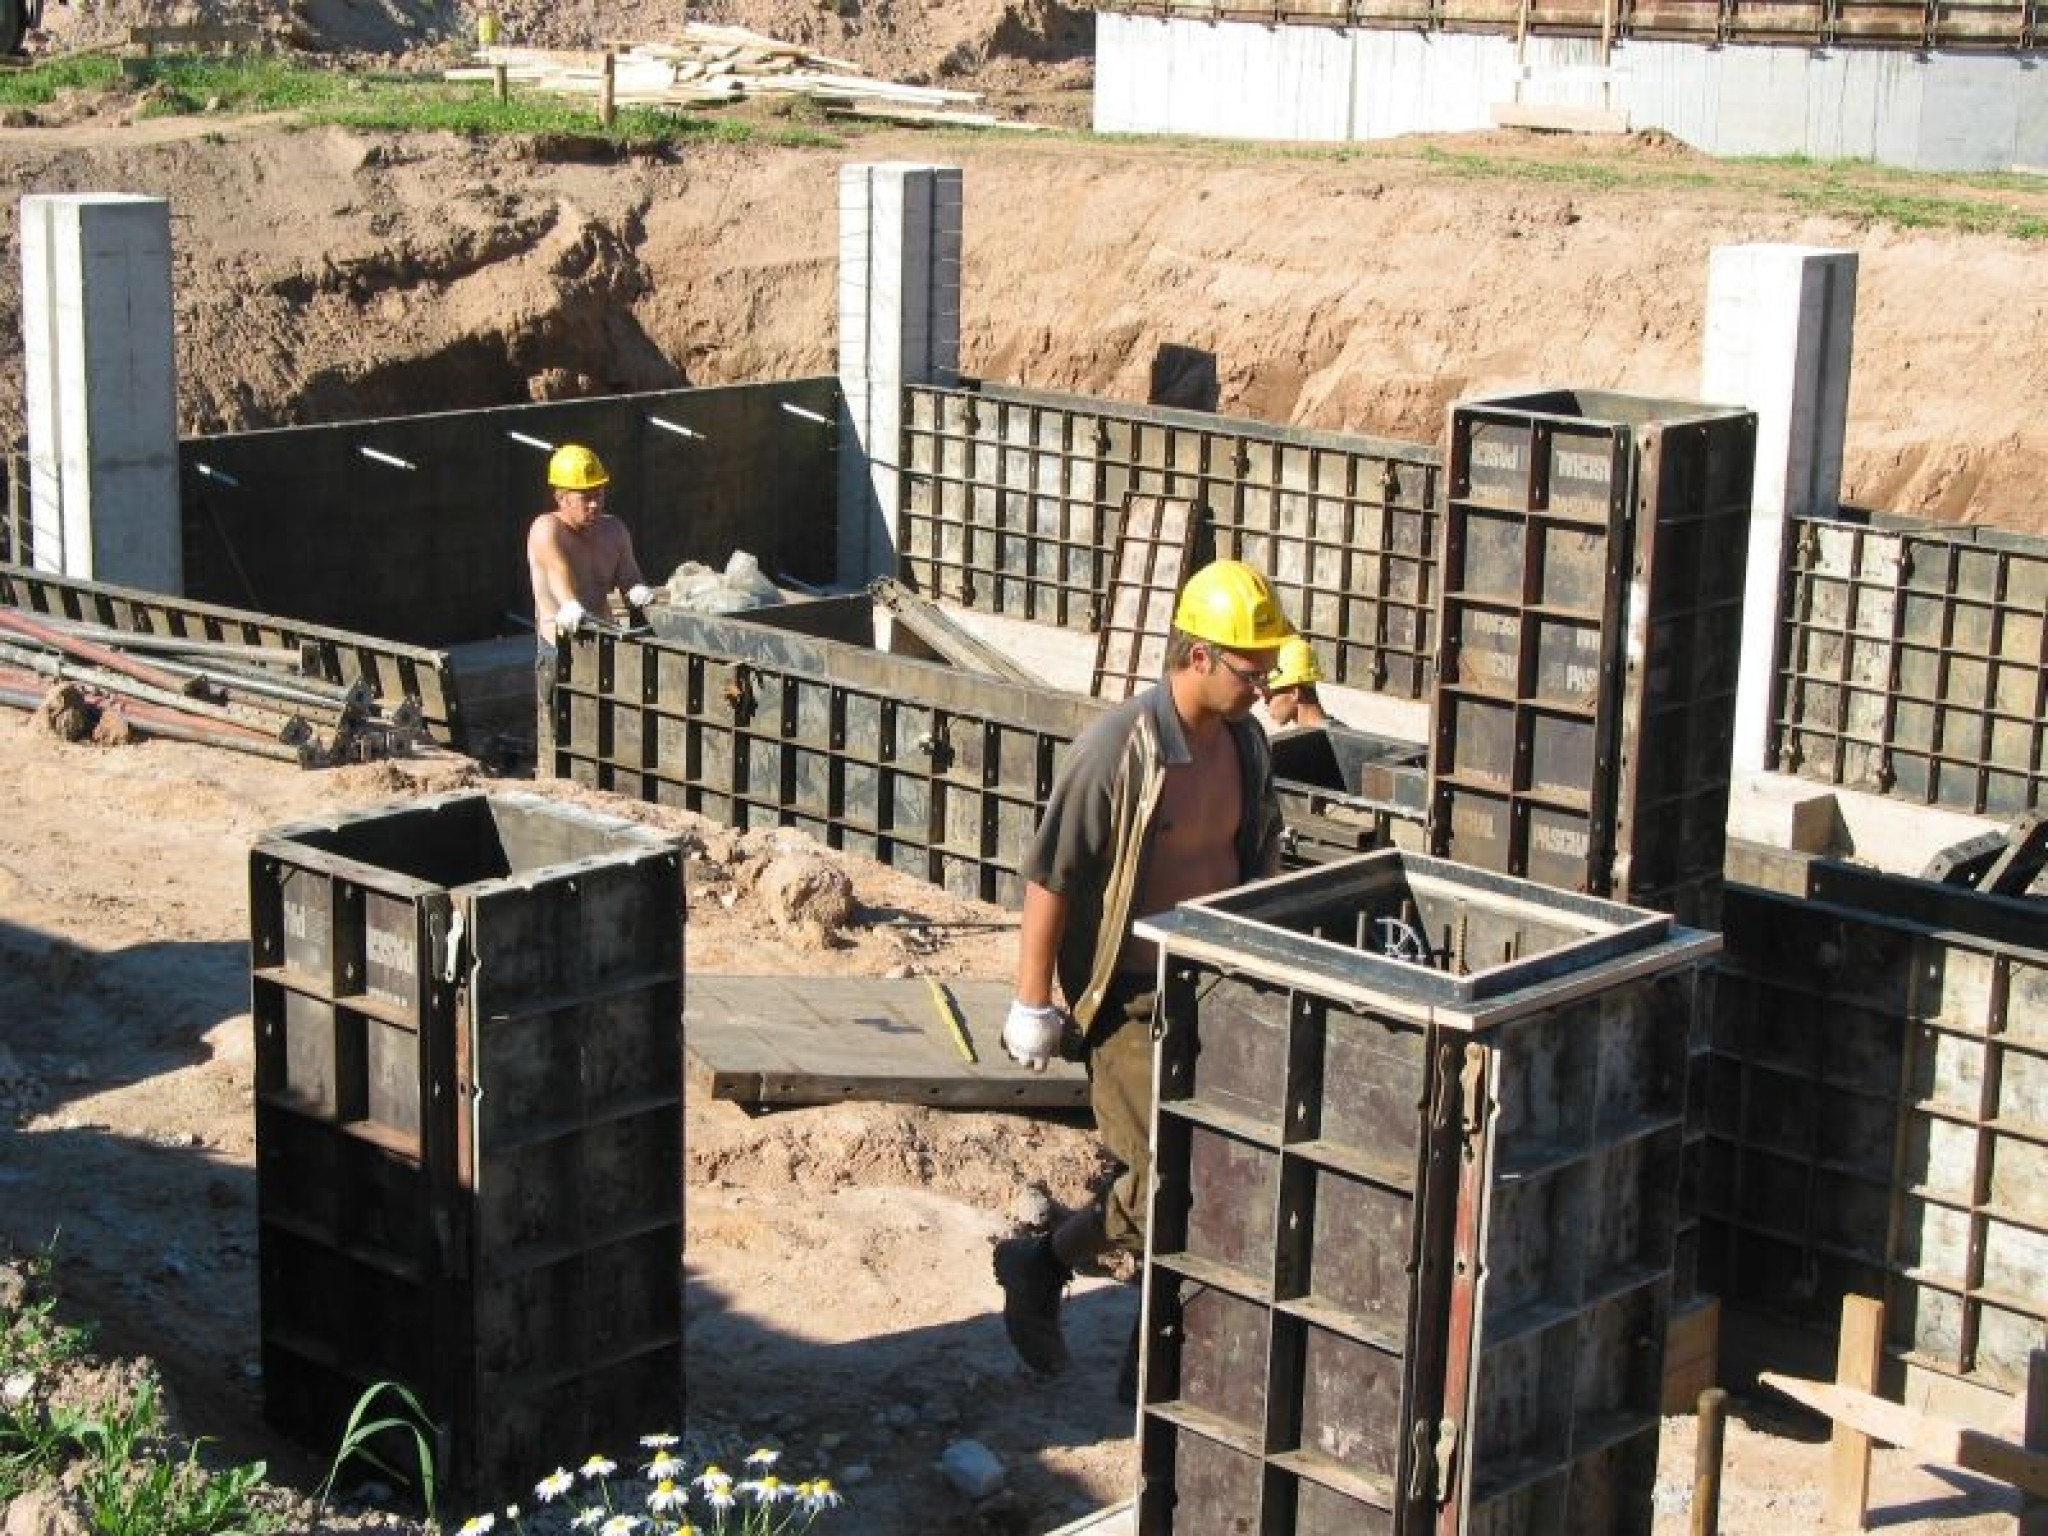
[33,0,1092,85]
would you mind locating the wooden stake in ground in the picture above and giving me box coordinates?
[1761,1297,2048,1528]
[1692,1387,1727,1536]
[1828,1294,1884,1529]
[600,48,616,128]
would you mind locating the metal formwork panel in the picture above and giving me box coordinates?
[1269,724,1430,867]
[0,560,460,743]
[562,602,1109,907]
[1429,390,1754,927]
[1092,494,1203,701]
[1135,852,1716,1536]
[1708,863,2048,1394]
[1774,516,2048,818]
[251,792,684,1507]
[898,381,1443,702]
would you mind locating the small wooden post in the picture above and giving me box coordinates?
[1691,1387,1728,1536]
[2023,1348,2047,1536]
[492,62,508,103]
[1827,1295,1885,1530]
[599,49,616,129]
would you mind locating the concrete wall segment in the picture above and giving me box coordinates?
[1097,18,2048,170]
[18,193,180,591]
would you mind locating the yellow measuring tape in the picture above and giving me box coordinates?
[924,975,978,1064]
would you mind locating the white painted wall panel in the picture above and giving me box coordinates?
[1097,15,2048,171]
[1097,14,1354,140]
[18,193,179,589]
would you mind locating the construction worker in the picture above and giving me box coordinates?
[526,443,655,761]
[1263,635,1341,730]
[993,558,1295,1397]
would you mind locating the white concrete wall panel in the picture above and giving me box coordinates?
[836,163,961,587]
[1352,32,1504,139]
[1097,14,1355,140]
[1915,52,2021,174]
[1702,243,1857,777]
[1097,16,2046,171]
[18,193,180,589]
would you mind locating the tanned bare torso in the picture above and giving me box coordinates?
[527,494,646,633]
[1115,710,1244,975]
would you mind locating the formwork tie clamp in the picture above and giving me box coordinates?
[438,906,468,985]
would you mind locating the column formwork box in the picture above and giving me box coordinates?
[1430,389,1756,928]
[249,791,686,1509]
[1134,851,1718,1535]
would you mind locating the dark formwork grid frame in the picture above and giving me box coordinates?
[1773,515,2048,819]
[898,382,1442,701]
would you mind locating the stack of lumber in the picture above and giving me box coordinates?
[445,21,1046,129]
[0,607,425,767]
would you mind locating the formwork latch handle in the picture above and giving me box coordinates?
[1432,1417,1459,1504]
[439,906,467,985]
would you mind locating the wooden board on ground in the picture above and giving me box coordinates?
[687,974,1089,1108]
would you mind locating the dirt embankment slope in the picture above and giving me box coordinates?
[0,62,2040,528]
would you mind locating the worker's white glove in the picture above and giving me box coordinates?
[1002,1000,1067,1072]
[626,583,657,609]
[552,598,585,638]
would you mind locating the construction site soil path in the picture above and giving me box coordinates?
[0,717,2026,1533]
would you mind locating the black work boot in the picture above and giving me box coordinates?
[992,1233,1072,1375]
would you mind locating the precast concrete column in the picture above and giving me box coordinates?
[836,163,961,588]
[20,193,181,589]
[1701,243,1857,777]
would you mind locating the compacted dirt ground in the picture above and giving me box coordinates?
[0,1,2043,1531]
[0,716,2027,1535]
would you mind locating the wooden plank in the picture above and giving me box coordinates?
[1762,1373,2048,1499]
[1828,1295,1885,1529]
[1662,1293,1722,1414]
[685,974,1089,1108]
[1490,102,1632,134]
[826,104,1050,132]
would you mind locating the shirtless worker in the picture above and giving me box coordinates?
[526,442,656,761]
[992,558,1295,1397]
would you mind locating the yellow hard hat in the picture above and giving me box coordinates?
[547,443,609,491]
[1173,559,1296,650]
[1268,635,1324,691]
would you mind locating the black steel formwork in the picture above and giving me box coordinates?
[1707,852,2048,1399]
[898,382,1443,700]
[1773,513,2048,819]
[250,792,686,1508]
[1268,723,1430,867]
[1428,389,1755,928]
[553,598,1110,908]
[1134,852,1718,1535]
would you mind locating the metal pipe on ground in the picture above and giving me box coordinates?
[0,639,309,747]
[9,610,311,671]
[140,652,368,718]
[0,608,362,713]
[0,669,309,764]
[0,605,199,695]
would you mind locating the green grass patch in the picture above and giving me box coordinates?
[0,1246,278,1533]
[1729,154,2048,240]
[0,53,840,148]
[0,53,122,103]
